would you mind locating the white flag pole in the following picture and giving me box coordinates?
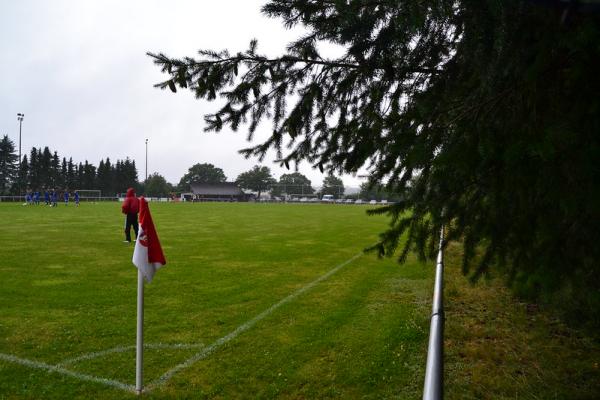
[136,268,144,394]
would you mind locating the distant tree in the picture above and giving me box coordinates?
[0,135,18,195]
[178,163,226,191]
[127,159,139,190]
[76,162,84,189]
[359,182,401,202]
[40,147,52,188]
[15,155,28,194]
[97,158,114,195]
[112,160,123,191]
[110,158,139,193]
[66,158,75,189]
[51,151,60,188]
[60,158,67,189]
[144,173,172,197]
[236,165,276,199]
[321,175,344,199]
[28,148,40,190]
[272,172,314,197]
[103,158,114,194]
[81,161,96,189]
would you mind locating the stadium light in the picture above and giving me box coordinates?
[17,113,24,195]
[145,138,148,182]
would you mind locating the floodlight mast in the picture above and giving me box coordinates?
[145,138,148,183]
[17,113,24,195]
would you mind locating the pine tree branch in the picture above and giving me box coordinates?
[148,52,442,75]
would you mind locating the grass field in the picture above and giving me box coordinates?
[0,202,432,399]
[1,202,598,399]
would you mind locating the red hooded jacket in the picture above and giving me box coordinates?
[121,188,140,214]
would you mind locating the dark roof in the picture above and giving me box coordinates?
[190,182,244,196]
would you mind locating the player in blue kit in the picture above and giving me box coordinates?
[64,191,69,206]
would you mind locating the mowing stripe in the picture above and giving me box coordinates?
[0,352,135,392]
[57,343,205,367]
[147,252,363,390]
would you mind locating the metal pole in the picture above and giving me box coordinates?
[423,227,444,400]
[136,268,144,394]
[17,113,24,195]
[145,139,148,182]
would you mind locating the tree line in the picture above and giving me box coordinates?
[0,135,139,196]
[178,162,346,199]
[1,136,347,199]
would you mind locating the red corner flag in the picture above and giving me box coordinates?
[132,197,166,282]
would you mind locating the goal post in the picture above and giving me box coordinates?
[74,189,102,201]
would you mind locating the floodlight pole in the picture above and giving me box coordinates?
[145,138,148,183]
[136,269,144,394]
[17,113,24,195]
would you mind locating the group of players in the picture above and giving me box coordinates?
[24,190,80,207]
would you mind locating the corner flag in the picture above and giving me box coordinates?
[132,197,167,394]
[132,197,166,282]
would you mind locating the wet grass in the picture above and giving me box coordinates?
[0,202,430,399]
[444,242,600,400]
[0,202,597,399]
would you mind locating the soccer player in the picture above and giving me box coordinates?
[34,191,40,205]
[64,191,69,206]
[121,187,140,243]
[51,190,58,207]
[44,190,50,206]
[74,191,80,207]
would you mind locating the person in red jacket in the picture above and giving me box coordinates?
[121,187,140,242]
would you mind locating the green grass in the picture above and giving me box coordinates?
[443,242,600,400]
[1,202,598,399]
[0,202,431,399]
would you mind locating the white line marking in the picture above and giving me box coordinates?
[147,252,362,390]
[0,352,135,392]
[0,252,362,394]
[57,343,205,367]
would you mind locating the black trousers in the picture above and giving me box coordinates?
[124,213,139,242]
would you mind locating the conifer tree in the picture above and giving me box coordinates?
[76,162,84,189]
[102,158,114,195]
[150,0,600,314]
[40,147,52,188]
[51,151,60,188]
[82,161,96,189]
[16,155,28,194]
[66,158,75,189]
[60,158,67,189]
[0,135,18,195]
[28,148,40,190]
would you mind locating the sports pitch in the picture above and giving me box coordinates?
[0,202,432,399]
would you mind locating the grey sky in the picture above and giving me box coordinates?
[0,0,366,190]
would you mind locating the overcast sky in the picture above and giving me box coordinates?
[0,0,367,190]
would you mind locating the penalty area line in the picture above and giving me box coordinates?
[0,352,135,393]
[146,252,363,391]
